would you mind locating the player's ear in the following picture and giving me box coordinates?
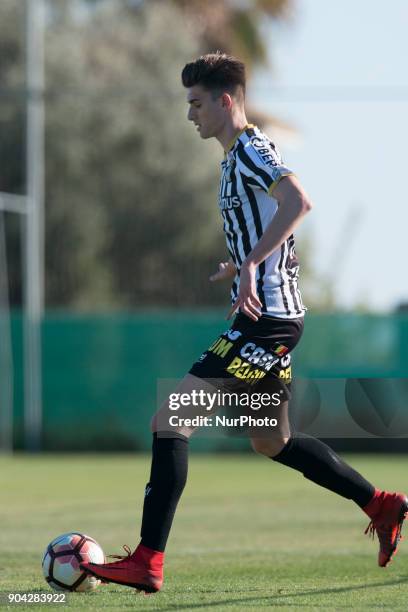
[221,93,233,110]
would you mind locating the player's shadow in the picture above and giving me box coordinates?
[136,576,408,610]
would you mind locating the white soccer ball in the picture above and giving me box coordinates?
[42,532,105,592]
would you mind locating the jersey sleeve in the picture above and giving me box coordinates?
[236,138,294,196]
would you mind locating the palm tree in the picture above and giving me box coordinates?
[170,0,293,70]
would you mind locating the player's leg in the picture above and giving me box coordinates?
[140,373,220,556]
[150,372,219,438]
[273,432,407,567]
[250,396,376,507]
[250,394,408,568]
[80,333,231,592]
[248,395,291,458]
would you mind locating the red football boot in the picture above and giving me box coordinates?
[80,543,164,592]
[363,490,408,567]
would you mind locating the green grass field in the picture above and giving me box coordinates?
[1,453,407,611]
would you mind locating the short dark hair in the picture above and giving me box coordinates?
[181,52,246,97]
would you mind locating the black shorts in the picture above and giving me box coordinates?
[189,313,304,399]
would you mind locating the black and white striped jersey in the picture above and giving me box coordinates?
[219,124,306,319]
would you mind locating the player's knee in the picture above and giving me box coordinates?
[250,436,290,458]
[150,412,195,438]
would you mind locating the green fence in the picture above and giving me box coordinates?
[10,311,408,451]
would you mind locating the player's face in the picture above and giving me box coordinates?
[186,85,226,140]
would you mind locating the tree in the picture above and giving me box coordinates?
[3,0,330,311]
[164,0,293,69]
[45,0,225,308]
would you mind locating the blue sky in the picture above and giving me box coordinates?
[251,0,408,312]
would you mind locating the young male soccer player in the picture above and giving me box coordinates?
[81,53,407,592]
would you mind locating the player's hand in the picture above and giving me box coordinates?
[226,261,262,322]
[209,258,237,282]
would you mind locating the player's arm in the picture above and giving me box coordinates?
[228,175,312,321]
[244,175,312,267]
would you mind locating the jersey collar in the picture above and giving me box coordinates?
[224,123,255,154]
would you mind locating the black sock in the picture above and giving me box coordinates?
[272,434,375,508]
[140,432,189,552]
